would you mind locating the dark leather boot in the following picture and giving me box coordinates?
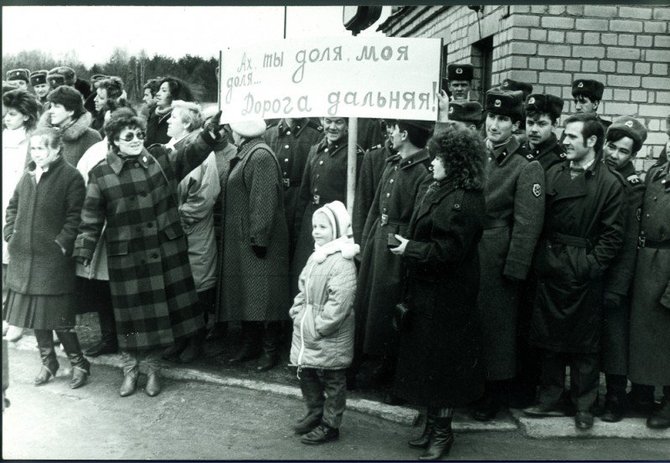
[84,332,118,357]
[647,395,670,430]
[472,392,500,422]
[34,329,59,386]
[119,365,139,397]
[419,417,454,460]
[162,338,188,362]
[229,322,262,364]
[56,330,90,389]
[179,330,205,363]
[256,322,280,372]
[408,414,435,449]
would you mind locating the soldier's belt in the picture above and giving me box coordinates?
[379,214,408,227]
[548,232,591,249]
[283,178,300,188]
[638,236,670,249]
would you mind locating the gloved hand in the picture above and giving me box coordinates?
[603,292,622,310]
[203,110,225,141]
[252,245,267,259]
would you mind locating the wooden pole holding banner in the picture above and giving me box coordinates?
[217,50,223,111]
[346,116,358,217]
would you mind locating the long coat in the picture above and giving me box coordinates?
[176,134,220,293]
[356,149,432,356]
[144,108,172,147]
[74,132,218,350]
[2,127,31,265]
[601,161,645,375]
[393,179,486,408]
[217,138,289,322]
[629,162,670,385]
[477,136,545,380]
[530,159,624,354]
[352,140,395,245]
[264,118,323,253]
[291,138,364,295]
[4,156,85,295]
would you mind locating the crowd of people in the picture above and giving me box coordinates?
[1,61,669,457]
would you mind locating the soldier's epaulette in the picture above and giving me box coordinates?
[626,173,642,185]
[307,119,324,132]
[366,144,383,154]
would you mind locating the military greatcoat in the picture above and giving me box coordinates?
[530,159,624,354]
[74,132,218,350]
[291,138,363,294]
[356,149,432,356]
[629,161,670,385]
[263,118,323,251]
[477,136,545,380]
[601,161,645,375]
[520,133,566,172]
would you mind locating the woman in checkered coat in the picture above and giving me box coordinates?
[73,109,224,397]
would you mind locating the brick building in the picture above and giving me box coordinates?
[378,4,670,171]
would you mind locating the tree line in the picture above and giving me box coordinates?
[2,48,219,103]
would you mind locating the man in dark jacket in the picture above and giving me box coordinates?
[524,113,625,431]
[598,116,648,422]
[472,89,545,421]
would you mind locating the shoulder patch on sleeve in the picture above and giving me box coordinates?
[532,183,542,198]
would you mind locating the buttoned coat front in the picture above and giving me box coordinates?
[73,132,217,350]
[291,138,363,294]
[355,149,432,356]
[217,138,289,322]
[477,136,545,380]
[520,133,566,172]
[530,159,624,354]
[393,180,486,408]
[629,162,670,385]
[264,118,323,248]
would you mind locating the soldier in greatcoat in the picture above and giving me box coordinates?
[513,93,566,407]
[628,121,670,430]
[598,116,648,422]
[524,113,624,430]
[354,119,433,398]
[472,89,545,422]
[571,79,610,131]
[291,117,364,297]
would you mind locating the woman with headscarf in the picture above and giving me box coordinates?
[390,123,487,460]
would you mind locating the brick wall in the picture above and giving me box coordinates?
[381,4,670,172]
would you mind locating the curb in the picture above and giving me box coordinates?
[9,338,668,439]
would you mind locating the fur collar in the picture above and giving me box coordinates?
[312,235,359,264]
[38,110,93,142]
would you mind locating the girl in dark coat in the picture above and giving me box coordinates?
[4,127,90,389]
[390,123,487,460]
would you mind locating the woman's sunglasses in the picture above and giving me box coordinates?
[119,131,146,142]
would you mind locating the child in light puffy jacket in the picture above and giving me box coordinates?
[289,200,359,445]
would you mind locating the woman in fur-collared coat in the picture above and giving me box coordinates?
[390,123,487,460]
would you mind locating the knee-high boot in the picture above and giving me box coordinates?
[408,413,435,449]
[419,409,454,461]
[56,329,90,389]
[34,329,59,386]
[257,321,281,371]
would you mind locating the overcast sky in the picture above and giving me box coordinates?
[2,6,391,67]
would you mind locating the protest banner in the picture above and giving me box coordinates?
[218,36,442,122]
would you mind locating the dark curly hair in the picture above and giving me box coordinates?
[159,76,195,103]
[428,122,487,190]
[95,76,124,101]
[104,108,146,153]
[2,89,41,130]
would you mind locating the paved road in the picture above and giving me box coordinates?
[3,349,669,460]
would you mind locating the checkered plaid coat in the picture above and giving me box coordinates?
[74,132,218,350]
